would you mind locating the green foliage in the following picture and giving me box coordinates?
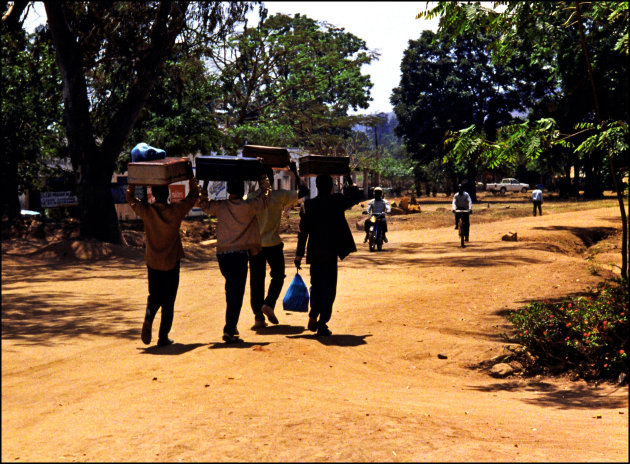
[425,1,628,206]
[1,25,65,210]
[506,278,628,380]
[391,26,551,179]
[377,156,418,179]
[124,56,225,166]
[573,120,629,163]
[210,13,377,152]
[444,117,629,177]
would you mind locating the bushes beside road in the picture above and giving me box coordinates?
[506,278,628,381]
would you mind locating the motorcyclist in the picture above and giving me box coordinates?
[452,183,472,232]
[364,187,391,243]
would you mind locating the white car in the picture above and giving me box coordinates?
[485,178,530,195]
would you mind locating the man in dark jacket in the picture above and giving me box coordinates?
[294,174,361,336]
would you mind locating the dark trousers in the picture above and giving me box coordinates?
[454,211,470,229]
[249,243,286,319]
[146,261,180,341]
[533,201,542,216]
[217,251,249,336]
[309,256,338,331]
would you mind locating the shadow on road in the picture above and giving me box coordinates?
[139,342,208,355]
[345,242,549,269]
[252,324,306,335]
[1,290,139,344]
[464,380,627,410]
[532,225,618,247]
[208,341,271,349]
[287,333,372,347]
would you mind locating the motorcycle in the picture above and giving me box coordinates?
[453,209,471,248]
[365,212,386,252]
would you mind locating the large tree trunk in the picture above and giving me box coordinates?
[77,150,122,242]
[45,3,123,243]
[362,168,369,199]
[1,161,22,219]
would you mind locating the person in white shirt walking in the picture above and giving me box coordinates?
[532,185,543,216]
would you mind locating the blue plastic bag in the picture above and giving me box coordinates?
[282,272,310,312]
[131,143,167,162]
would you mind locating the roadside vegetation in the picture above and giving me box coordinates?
[505,277,628,382]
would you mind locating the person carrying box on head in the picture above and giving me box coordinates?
[246,163,310,329]
[126,164,200,347]
[197,175,272,344]
[294,174,361,337]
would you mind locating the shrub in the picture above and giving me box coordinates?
[505,278,628,380]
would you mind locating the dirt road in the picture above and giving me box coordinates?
[2,205,628,462]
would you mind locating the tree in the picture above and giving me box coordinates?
[43,1,256,243]
[123,54,226,166]
[391,27,552,201]
[209,13,377,154]
[421,1,629,280]
[2,3,64,219]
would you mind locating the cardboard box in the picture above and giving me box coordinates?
[242,145,291,168]
[195,155,263,181]
[128,157,191,185]
[298,155,350,177]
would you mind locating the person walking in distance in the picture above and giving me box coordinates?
[197,176,271,343]
[247,163,310,329]
[532,184,543,216]
[126,175,200,347]
[294,174,361,336]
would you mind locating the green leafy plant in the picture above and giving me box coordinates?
[506,278,628,380]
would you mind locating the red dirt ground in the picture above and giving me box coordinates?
[2,193,628,462]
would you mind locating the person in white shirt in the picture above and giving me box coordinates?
[363,187,392,243]
[452,183,472,229]
[532,185,543,216]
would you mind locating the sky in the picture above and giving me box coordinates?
[24,1,440,115]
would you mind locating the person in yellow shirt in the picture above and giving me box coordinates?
[126,176,200,347]
[247,163,310,329]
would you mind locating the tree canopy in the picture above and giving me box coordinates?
[209,13,378,154]
[1,5,64,218]
[391,25,553,200]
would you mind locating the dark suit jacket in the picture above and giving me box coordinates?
[296,186,361,264]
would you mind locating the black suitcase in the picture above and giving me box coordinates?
[195,155,263,181]
[298,155,350,177]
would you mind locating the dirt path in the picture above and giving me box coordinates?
[2,205,628,462]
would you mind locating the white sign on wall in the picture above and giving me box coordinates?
[40,191,79,208]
